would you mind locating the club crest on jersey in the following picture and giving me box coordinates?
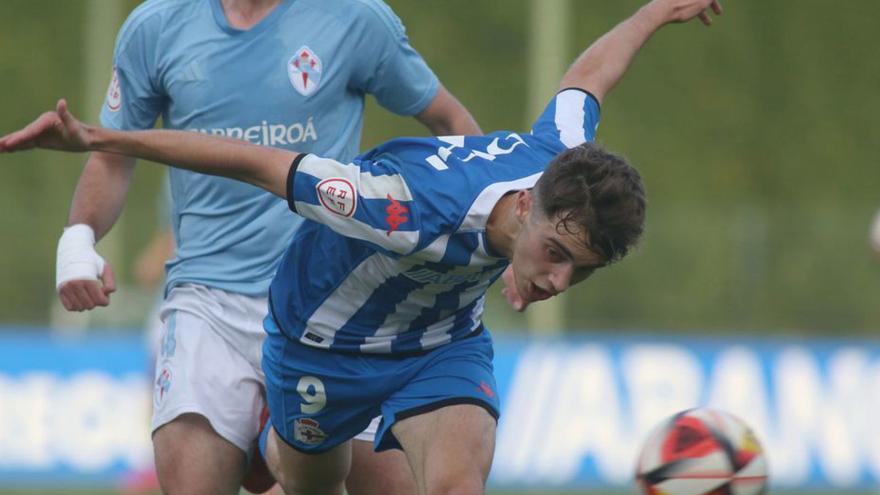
[154,366,172,407]
[288,46,323,96]
[317,178,356,217]
[106,67,122,112]
[294,418,327,445]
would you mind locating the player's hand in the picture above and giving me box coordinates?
[58,264,117,311]
[501,265,529,312]
[648,0,723,26]
[0,99,91,153]
[56,224,117,311]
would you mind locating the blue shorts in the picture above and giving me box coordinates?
[262,316,500,453]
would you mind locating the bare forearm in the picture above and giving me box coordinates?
[560,4,667,103]
[416,86,483,136]
[427,110,482,136]
[68,152,136,239]
[86,125,296,199]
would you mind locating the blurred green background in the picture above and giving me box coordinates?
[1,3,878,495]
[1,0,878,336]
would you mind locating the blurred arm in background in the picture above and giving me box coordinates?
[870,209,880,259]
[416,85,482,136]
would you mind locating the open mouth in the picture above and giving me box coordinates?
[529,283,553,302]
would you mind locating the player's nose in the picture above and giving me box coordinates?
[548,263,573,294]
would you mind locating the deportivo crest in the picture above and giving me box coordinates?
[294,418,328,445]
[106,67,122,112]
[288,46,323,96]
[317,178,356,217]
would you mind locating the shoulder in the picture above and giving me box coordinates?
[347,0,406,36]
[116,0,198,52]
[304,0,405,38]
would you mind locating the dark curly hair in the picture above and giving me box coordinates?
[532,142,646,264]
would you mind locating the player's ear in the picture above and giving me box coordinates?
[514,189,533,222]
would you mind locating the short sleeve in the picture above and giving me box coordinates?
[530,88,601,149]
[349,1,439,116]
[288,154,423,256]
[99,8,166,131]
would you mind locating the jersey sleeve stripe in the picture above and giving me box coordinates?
[359,172,413,201]
[298,154,359,185]
[558,87,601,113]
[286,153,309,212]
[297,154,413,201]
[555,90,588,148]
[293,154,420,254]
[296,203,420,253]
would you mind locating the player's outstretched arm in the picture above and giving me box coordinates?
[0,100,298,200]
[560,0,722,103]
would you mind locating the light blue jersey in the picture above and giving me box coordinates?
[270,89,601,354]
[101,0,439,296]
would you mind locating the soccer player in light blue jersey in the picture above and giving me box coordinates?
[45,0,481,494]
[2,0,723,493]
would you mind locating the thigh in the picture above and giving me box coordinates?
[153,287,265,451]
[265,425,350,495]
[347,438,416,495]
[153,413,246,495]
[392,404,497,495]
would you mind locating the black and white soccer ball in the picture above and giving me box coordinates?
[635,408,768,495]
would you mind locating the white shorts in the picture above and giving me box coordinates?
[144,292,165,363]
[152,283,378,450]
[152,284,267,451]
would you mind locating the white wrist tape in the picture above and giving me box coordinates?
[56,224,106,290]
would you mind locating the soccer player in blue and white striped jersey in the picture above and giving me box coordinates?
[2,0,723,493]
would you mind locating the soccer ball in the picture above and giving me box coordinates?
[634,408,768,495]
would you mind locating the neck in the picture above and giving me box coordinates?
[486,193,520,258]
[220,0,282,29]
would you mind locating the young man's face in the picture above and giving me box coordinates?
[508,191,605,305]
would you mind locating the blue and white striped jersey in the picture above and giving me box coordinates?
[270,89,601,354]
